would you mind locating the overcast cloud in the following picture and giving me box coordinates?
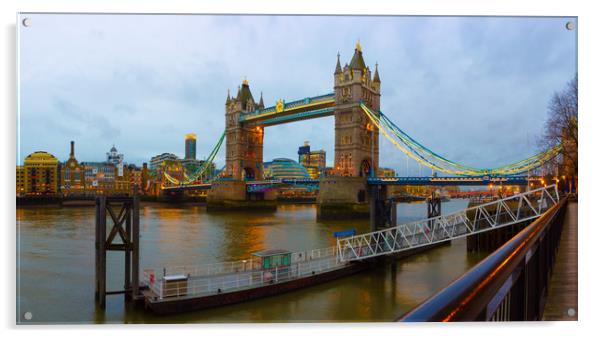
[17,14,576,175]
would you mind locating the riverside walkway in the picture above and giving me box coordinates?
[543,200,578,320]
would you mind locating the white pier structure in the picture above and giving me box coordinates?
[141,185,559,303]
[337,185,560,262]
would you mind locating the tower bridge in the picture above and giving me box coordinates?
[160,41,561,219]
[223,41,381,182]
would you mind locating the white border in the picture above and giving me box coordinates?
[2,1,600,338]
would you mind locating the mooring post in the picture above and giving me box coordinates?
[124,200,132,301]
[95,190,141,308]
[96,195,107,309]
[427,191,441,232]
[94,197,100,302]
[132,186,141,301]
[390,198,397,227]
[369,185,379,232]
[427,192,441,218]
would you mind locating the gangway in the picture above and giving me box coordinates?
[337,185,559,262]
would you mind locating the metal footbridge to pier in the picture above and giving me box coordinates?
[336,185,559,262]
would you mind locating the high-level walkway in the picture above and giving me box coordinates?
[543,200,578,320]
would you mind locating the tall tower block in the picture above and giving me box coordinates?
[185,133,197,160]
[333,41,381,177]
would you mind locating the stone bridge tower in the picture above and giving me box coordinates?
[317,42,382,220]
[333,41,381,177]
[224,79,265,181]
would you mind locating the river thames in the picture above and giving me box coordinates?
[17,199,487,323]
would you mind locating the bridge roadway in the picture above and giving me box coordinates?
[162,175,536,192]
[543,200,578,320]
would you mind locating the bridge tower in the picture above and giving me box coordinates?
[333,41,380,177]
[208,79,276,211]
[224,79,265,181]
[317,42,382,220]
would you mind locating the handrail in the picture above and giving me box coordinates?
[398,196,567,321]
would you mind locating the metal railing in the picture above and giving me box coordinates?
[398,196,568,321]
[141,246,342,300]
[337,185,559,262]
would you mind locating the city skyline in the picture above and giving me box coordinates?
[18,14,576,175]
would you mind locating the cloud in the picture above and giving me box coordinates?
[54,98,121,139]
[18,14,576,175]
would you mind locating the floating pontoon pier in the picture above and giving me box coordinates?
[141,246,367,314]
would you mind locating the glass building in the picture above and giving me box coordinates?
[264,158,310,180]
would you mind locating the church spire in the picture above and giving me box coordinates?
[334,52,342,74]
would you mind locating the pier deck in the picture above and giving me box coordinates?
[141,247,364,314]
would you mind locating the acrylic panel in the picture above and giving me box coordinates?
[16,13,578,324]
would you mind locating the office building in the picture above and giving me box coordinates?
[377,167,396,177]
[150,153,179,172]
[16,166,25,196]
[22,151,60,195]
[297,141,326,179]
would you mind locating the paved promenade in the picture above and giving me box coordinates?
[543,200,578,321]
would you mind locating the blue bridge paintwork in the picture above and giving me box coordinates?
[162,176,532,193]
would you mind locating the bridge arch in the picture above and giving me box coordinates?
[359,158,373,177]
[243,167,256,180]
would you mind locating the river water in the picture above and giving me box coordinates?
[17,199,487,323]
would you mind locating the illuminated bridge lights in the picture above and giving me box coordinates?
[359,103,561,177]
[367,176,530,186]
[162,93,560,190]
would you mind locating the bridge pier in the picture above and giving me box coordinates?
[316,176,370,220]
[369,185,397,231]
[206,180,277,212]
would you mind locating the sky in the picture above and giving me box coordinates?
[17,14,576,176]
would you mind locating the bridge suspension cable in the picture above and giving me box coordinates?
[359,103,561,176]
[163,131,226,185]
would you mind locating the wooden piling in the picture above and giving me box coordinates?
[124,203,131,301]
[94,193,140,309]
[96,196,107,309]
[132,188,141,301]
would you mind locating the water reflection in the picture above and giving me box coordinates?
[17,199,485,323]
